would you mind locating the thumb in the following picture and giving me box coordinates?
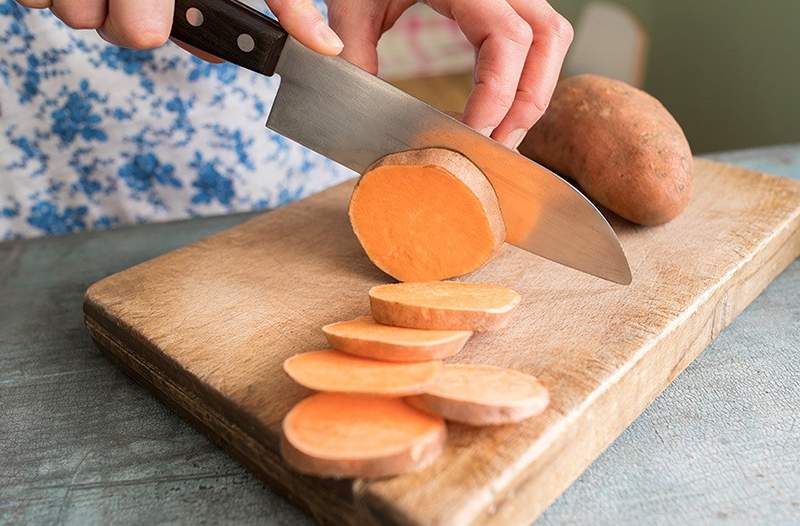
[266,0,343,55]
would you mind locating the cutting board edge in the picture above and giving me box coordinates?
[468,196,800,526]
[83,315,402,526]
[85,224,800,526]
[80,159,800,526]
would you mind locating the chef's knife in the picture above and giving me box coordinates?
[171,0,632,285]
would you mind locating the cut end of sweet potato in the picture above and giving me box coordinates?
[369,281,521,331]
[406,363,549,425]
[282,392,446,478]
[283,349,441,396]
[322,316,472,362]
[349,148,505,282]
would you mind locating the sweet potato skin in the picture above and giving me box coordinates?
[281,393,446,479]
[406,392,548,426]
[323,316,471,362]
[519,74,692,225]
[281,430,445,479]
[405,363,550,425]
[370,298,515,332]
[369,282,521,332]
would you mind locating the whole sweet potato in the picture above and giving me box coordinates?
[518,74,692,225]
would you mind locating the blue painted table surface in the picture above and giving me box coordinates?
[2,144,799,525]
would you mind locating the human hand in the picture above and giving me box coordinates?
[15,0,344,59]
[327,0,573,149]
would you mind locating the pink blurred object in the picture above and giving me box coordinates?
[377,4,472,79]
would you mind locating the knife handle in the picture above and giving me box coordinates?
[171,0,288,76]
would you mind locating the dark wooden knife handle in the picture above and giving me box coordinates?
[171,0,288,76]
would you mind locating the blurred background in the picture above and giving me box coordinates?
[377,0,800,154]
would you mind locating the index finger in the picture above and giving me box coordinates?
[428,0,533,135]
[492,0,573,146]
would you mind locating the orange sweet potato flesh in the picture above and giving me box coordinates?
[519,74,692,225]
[283,349,441,396]
[323,316,472,362]
[349,148,505,282]
[369,281,521,331]
[281,392,446,478]
[406,363,549,425]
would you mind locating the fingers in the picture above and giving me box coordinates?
[428,0,531,139]
[16,0,53,8]
[266,0,343,55]
[98,0,173,49]
[50,0,106,29]
[492,0,573,147]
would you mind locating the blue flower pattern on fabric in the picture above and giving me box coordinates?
[119,153,181,193]
[0,1,353,239]
[51,80,108,146]
[189,152,235,206]
[26,200,88,235]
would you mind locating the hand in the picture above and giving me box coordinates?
[15,0,344,58]
[327,0,573,149]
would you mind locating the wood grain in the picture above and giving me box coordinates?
[83,159,800,525]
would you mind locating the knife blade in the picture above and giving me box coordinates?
[171,0,632,285]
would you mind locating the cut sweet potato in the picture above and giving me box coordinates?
[369,281,521,331]
[283,349,440,396]
[281,392,446,478]
[322,316,472,362]
[406,363,549,425]
[349,148,505,282]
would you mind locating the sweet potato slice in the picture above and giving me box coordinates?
[322,316,472,362]
[349,148,505,282]
[282,392,446,478]
[406,363,549,425]
[283,349,440,396]
[369,281,521,331]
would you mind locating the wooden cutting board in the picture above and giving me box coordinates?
[84,159,800,526]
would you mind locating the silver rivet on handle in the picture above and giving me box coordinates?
[237,33,255,52]
[186,7,204,27]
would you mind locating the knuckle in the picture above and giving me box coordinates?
[477,73,516,113]
[515,88,548,117]
[18,0,51,8]
[117,21,171,49]
[281,0,315,14]
[501,13,533,47]
[516,103,545,129]
[125,30,170,49]
[543,11,574,44]
[56,10,105,29]
[274,0,324,26]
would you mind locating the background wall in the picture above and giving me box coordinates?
[556,0,800,153]
[381,1,799,154]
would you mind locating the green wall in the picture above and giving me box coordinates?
[554,0,800,153]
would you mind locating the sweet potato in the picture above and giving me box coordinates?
[406,364,549,425]
[518,74,692,225]
[323,316,471,362]
[349,148,505,282]
[281,392,446,478]
[283,349,440,396]
[369,281,521,331]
